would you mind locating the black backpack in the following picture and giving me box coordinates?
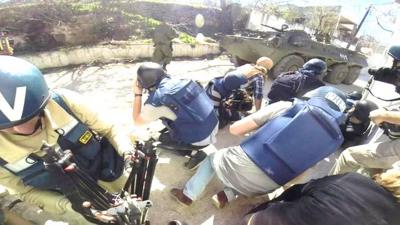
[267,71,324,104]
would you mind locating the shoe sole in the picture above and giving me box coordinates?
[169,191,191,207]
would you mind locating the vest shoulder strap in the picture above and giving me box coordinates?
[0,93,73,168]
[51,92,81,122]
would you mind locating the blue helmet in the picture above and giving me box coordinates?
[302,58,327,76]
[388,46,400,61]
[303,86,347,112]
[0,56,50,129]
[137,62,168,89]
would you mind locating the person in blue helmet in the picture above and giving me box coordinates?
[267,58,326,104]
[205,57,273,128]
[133,62,219,170]
[0,56,135,224]
[170,86,347,209]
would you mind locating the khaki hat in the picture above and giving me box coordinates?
[255,57,273,73]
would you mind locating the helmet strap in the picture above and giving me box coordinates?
[16,111,44,136]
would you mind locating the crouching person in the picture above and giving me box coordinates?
[170,86,347,208]
[133,62,219,169]
[340,99,378,147]
[267,58,326,104]
[205,57,273,128]
[241,171,400,225]
[330,104,400,175]
[0,56,134,224]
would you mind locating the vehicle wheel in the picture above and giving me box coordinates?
[342,66,361,85]
[271,55,304,79]
[231,56,250,66]
[324,64,349,84]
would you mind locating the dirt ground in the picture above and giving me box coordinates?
[44,56,366,225]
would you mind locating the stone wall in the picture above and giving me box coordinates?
[21,42,221,69]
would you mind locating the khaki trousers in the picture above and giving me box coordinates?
[330,139,400,175]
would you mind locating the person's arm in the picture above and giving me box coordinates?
[0,168,71,214]
[252,75,264,111]
[230,101,292,136]
[132,80,148,126]
[57,89,134,157]
[370,108,400,125]
[254,99,262,111]
[3,209,34,225]
[170,26,179,39]
[229,115,259,136]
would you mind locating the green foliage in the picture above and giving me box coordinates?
[71,2,101,14]
[138,39,153,44]
[179,33,196,45]
[146,18,161,28]
[254,2,340,35]
[281,8,302,24]
[307,6,340,35]
[121,12,161,28]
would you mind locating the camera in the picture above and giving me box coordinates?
[224,89,253,112]
[368,67,400,93]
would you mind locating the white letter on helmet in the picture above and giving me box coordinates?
[0,86,26,121]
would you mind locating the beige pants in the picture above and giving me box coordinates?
[329,139,400,175]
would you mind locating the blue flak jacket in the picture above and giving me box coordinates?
[241,98,345,185]
[146,78,218,144]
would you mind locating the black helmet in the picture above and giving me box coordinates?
[303,86,347,112]
[0,56,50,129]
[388,46,400,61]
[302,58,327,76]
[347,90,362,101]
[352,100,378,123]
[137,62,167,89]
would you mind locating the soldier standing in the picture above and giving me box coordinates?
[152,22,178,70]
[0,30,13,55]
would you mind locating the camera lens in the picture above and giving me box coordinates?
[368,68,377,75]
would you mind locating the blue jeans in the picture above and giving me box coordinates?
[182,152,242,202]
[183,155,215,200]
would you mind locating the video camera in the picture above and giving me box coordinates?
[224,89,253,112]
[368,67,400,93]
[42,140,157,225]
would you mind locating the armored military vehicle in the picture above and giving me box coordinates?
[220,25,368,85]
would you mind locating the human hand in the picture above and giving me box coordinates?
[123,151,139,173]
[83,195,150,224]
[369,108,388,125]
[82,201,118,224]
[123,148,146,172]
